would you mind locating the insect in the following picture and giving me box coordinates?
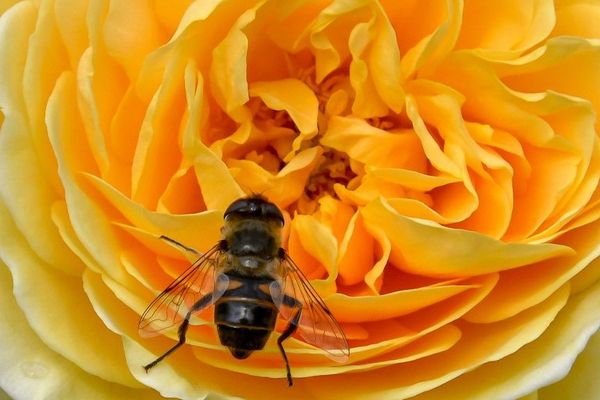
[139,195,349,386]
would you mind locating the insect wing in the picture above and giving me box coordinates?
[138,243,224,337]
[271,254,349,362]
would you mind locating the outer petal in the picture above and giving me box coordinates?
[410,278,600,400]
[0,201,137,388]
[538,326,600,399]
[0,262,160,400]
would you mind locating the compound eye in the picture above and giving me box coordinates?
[224,199,249,220]
[262,203,284,225]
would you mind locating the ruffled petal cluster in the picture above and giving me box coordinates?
[1,1,600,399]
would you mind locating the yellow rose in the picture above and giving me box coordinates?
[1,0,600,399]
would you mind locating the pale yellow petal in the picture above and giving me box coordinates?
[0,262,161,400]
[413,278,600,400]
[82,172,223,253]
[0,3,84,275]
[103,0,165,77]
[280,280,568,399]
[21,0,68,195]
[0,0,21,14]
[130,53,188,208]
[76,47,110,173]
[46,72,125,279]
[0,201,139,388]
[125,336,302,400]
[538,326,600,399]
[53,0,87,69]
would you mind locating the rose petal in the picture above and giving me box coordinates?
[0,1,81,275]
[570,251,600,294]
[347,2,405,116]
[362,198,573,278]
[367,2,404,113]
[21,0,69,195]
[349,22,389,117]
[76,47,111,173]
[189,324,460,377]
[130,53,187,208]
[250,79,318,134]
[465,219,600,322]
[170,0,225,44]
[322,116,427,170]
[182,63,245,211]
[158,167,205,214]
[308,0,367,82]
[411,279,600,400]
[553,0,600,38]
[209,4,258,118]
[432,49,595,240]
[0,202,139,388]
[124,336,311,400]
[315,274,497,368]
[47,71,126,278]
[457,0,555,52]
[103,0,164,77]
[229,147,322,208]
[337,211,376,286]
[538,325,600,399]
[399,0,462,79]
[51,201,100,273]
[282,279,568,399]
[0,262,160,399]
[326,283,480,323]
[288,213,339,295]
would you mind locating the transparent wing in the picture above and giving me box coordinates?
[138,242,225,338]
[270,252,349,362]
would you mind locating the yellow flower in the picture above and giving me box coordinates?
[1,0,600,399]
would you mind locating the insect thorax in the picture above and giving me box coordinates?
[221,219,282,273]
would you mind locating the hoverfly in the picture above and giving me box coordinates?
[139,196,349,385]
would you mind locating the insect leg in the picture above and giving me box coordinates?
[143,292,213,372]
[277,299,302,386]
[159,235,202,256]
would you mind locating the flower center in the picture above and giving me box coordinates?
[297,148,357,213]
[295,69,358,212]
[244,66,360,212]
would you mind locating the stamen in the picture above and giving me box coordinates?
[305,149,356,198]
[244,66,359,213]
